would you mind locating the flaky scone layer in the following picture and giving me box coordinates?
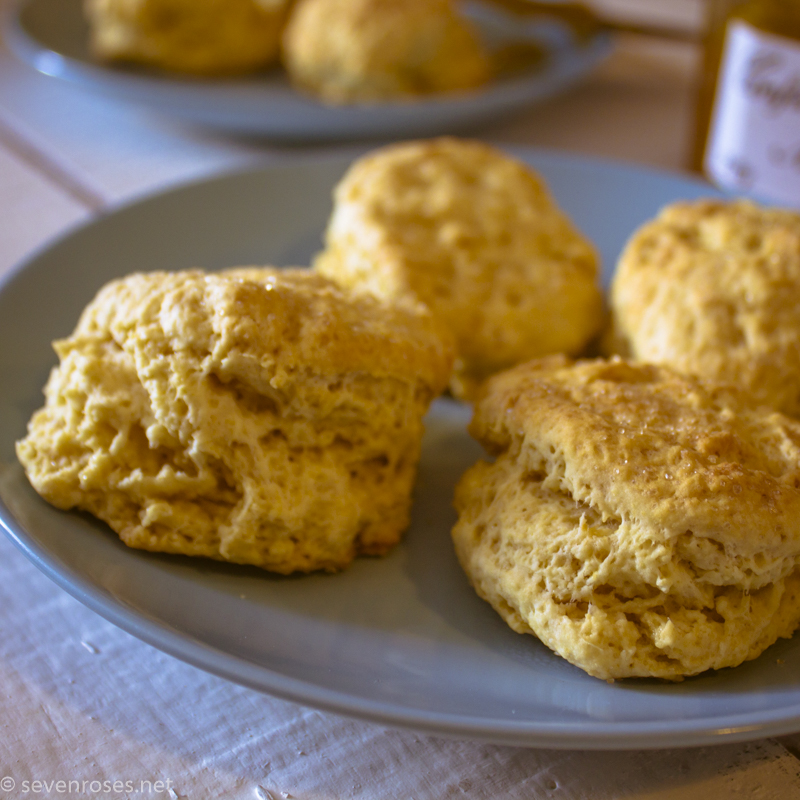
[609,199,800,416]
[453,356,800,680]
[17,268,453,574]
[315,138,604,399]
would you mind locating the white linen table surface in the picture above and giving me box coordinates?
[4,0,800,796]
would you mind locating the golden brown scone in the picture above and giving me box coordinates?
[281,0,490,103]
[16,268,453,574]
[84,0,292,75]
[608,199,800,417]
[315,138,604,400]
[452,356,800,680]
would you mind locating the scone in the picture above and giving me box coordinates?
[452,356,800,680]
[281,0,490,103]
[315,138,604,399]
[16,268,453,574]
[84,0,292,75]
[608,199,800,416]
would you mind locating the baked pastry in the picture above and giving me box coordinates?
[452,356,800,680]
[315,138,604,399]
[17,268,453,574]
[84,0,292,75]
[281,0,490,103]
[608,199,800,416]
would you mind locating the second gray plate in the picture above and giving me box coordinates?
[2,0,612,139]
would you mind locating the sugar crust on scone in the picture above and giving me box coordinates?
[85,0,292,74]
[17,268,453,574]
[281,0,490,103]
[315,138,604,399]
[453,356,800,680]
[608,199,800,416]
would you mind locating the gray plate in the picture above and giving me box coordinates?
[4,149,799,750]
[2,0,612,139]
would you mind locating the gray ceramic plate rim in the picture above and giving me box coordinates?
[4,148,800,750]
[1,0,613,139]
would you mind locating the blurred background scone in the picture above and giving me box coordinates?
[16,268,453,574]
[84,0,293,74]
[315,138,604,399]
[608,199,800,416]
[281,0,490,103]
[453,356,800,681]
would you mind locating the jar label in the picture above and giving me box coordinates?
[705,19,800,207]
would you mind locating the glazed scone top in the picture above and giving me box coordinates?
[315,138,603,397]
[473,356,800,586]
[77,268,453,395]
[609,199,800,416]
[281,0,490,103]
[455,356,800,679]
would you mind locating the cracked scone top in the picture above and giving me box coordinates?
[609,199,800,416]
[281,0,490,103]
[16,268,453,574]
[84,0,293,74]
[315,138,604,399]
[452,356,800,680]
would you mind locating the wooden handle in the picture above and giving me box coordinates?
[476,0,701,43]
